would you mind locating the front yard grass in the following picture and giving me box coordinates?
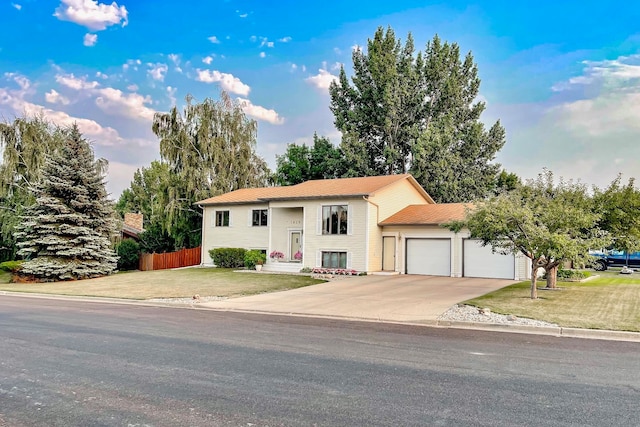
[0,267,324,300]
[465,275,640,332]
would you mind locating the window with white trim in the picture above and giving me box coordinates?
[322,205,348,235]
[322,251,347,268]
[215,210,230,227]
[252,209,268,226]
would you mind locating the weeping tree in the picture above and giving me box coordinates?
[329,27,505,202]
[14,125,118,281]
[151,91,271,248]
[0,115,65,261]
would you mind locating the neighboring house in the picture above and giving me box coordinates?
[196,174,530,280]
[121,213,144,241]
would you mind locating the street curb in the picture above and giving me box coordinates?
[3,291,640,342]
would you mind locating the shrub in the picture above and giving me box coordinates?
[0,260,24,273]
[244,250,267,270]
[210,248,246,268]
[544,268,590,281]
[115,239,141,270]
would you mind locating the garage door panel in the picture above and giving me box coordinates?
[463,240,514,279]
[406,239,451,276]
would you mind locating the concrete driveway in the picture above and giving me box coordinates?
[200,275,517,324]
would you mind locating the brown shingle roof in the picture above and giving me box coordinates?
[379,203,472,225]
[196,174,434,205]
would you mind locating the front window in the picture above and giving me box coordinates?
[215,210,229,227]
[252,209,268,226]
[322,251,347,268]
[322,205,348,235]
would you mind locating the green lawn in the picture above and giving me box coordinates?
[0,267,324,300]
[465,274,640,332]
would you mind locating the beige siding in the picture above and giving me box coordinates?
[269,198,369,271]
[201,204,269,265]
[369,179,432,223]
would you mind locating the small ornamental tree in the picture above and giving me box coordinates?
[14,125,118,281]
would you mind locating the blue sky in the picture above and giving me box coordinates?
[2,1,640,198]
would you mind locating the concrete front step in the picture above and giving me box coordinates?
[261,262,303,273]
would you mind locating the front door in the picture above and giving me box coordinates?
[382,236,395,271]
[290,231,302,261]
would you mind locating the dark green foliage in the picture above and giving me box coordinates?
[14,125,118,281]
[593,175,640,253]
[115,239,141,270]
[543,269,590,281]
[493,170,521,194]
[329,27,506,202]
[244,249,266,270]
[137,223,175,254]
[209,248,246,268]
[274,134,345,186]
[0,260,23,273]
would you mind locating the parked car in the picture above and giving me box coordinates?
[591,250,640,271]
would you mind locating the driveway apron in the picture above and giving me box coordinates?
[200,275,517,323]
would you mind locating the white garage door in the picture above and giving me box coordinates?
[406,239,451,276]
[463,239,514,279]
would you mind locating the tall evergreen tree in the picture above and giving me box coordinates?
[15,125,117,281]
[329,27,506,202]
[0,115,65,261]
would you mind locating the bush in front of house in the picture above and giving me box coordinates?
[115,239,141,271]
[244,250,266,270]
[209,248,247,268]
[0,260,24,273]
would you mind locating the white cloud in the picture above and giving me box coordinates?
[290,64,298,72]
[258,37,273,48]
[195,69,250,96]
[56,73,99,90]
[54,0,128,31]
[279,36,292,43]
[330,62,342,71]
[4,72,31,90]
[55,72,155,122]
[96,71,108,79]
[305,69,338,90]
[237,10,248,18]
[0,85,122,146]
[168,53,180,65]
[202,56,214,65]
[127,84,138,91]
[122,58,141,72]
[147,63,168,81]
[208,35,221,44]
[94,87,155,121]
[550,55,640,136]
[83,33,97,46]
[166,86,177,106]
[45,89,70,105]
[250,35,257,42]
[12,3,21,10]
[259,52,266,58]
[236,98,284,125]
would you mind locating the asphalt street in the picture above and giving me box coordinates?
[0,295,639,426]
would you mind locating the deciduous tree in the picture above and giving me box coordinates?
[0,115,65,261]
[150,92,271,248]
[329,27,505,202]
[450,170,609,298]
[593,175,640,253]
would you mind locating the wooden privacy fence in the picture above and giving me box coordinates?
[139,247,201,271]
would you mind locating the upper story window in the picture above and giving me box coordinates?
[322,205,348,235]
[252,209,268,226]
[215,210,230,227]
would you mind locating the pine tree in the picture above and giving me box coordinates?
[15,125,117,281]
